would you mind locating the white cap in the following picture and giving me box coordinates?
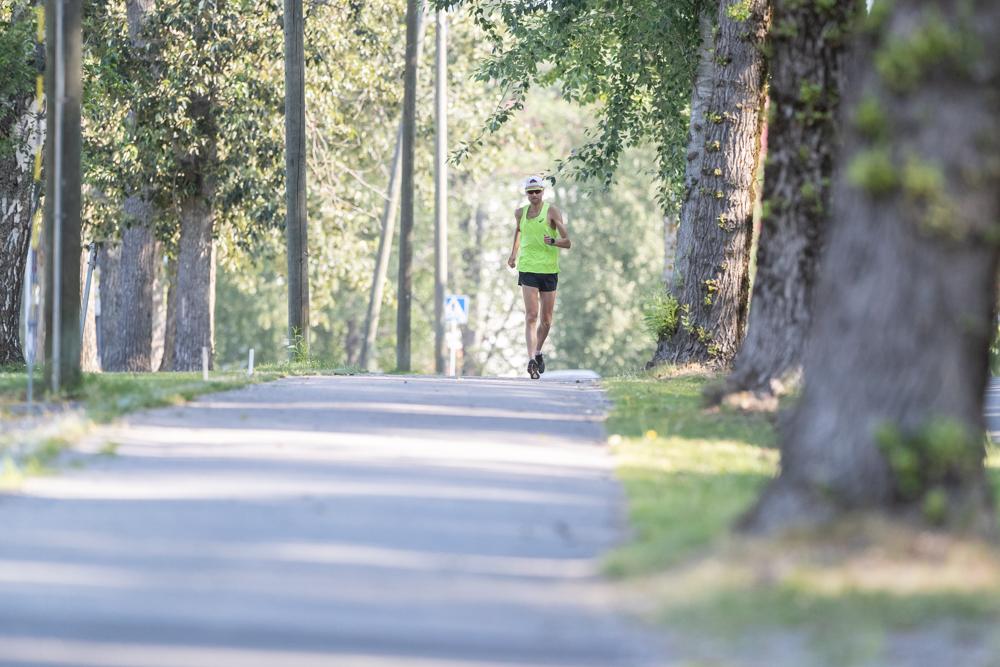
[523,175,546,192]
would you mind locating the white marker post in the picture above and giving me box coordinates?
[201,346,209,381]
[248,348,255,376]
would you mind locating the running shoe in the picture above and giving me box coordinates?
[527,358,540,380]
[534,353,545,374]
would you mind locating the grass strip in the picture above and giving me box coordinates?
[603,370,777,576]
[605,370,1000,666]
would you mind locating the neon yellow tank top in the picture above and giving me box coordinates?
[517,202,559,274]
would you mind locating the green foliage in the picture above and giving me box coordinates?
[642,290,680,340]
[432,0,709,213]
[853,94,889,142]
[725,0,752,23]
[0,1,38,158]
[876,417,983,522]
[874,13,976,94]
[83,0,288,243]
[847,147,898,196]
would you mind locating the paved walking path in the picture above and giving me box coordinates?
[0,374,665,667]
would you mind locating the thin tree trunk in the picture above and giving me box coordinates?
[168,195,215,371]
[360,10,428,372]
[710,0,856,404]
[98,216,156,371]
[80,246,99,371]
[344,316,361,366]
[743,0,999,533]
[460,202,485,376]
[150,241,166,370]
[158,254,177,371]
[651,0,770,367]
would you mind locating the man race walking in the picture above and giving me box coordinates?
[507,175,572,379]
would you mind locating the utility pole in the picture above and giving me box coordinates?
[396,0,419,371]
[44,0,82,393]
[433,9,448,374]
[359,10,427,372]
[284,0,309,357]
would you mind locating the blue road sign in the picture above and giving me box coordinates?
[444,294,469,324]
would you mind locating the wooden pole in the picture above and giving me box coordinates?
[395,0,420,372]
[433,10,448,374]
[284,0,309,358]
[44,0,82,393]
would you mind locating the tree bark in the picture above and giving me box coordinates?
[158,254,177,371]
[651,0,770,367]
[95,0,158,373]
[80,246,99,372]
[711,0,856,403]
[668,12,716,299]
[284,0,310,356]
[396,0,420,372]
[167,195,215,371]
[743,0,1000,533]
[460,202,485,376]
[0,25,44,365]
[98,214,156,371]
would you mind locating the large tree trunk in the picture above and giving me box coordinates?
[98,214,156,371]
[668,12,716,299]
[0,85,43,365]
[711,0,856,403]
[96,0,158,373]
[651,0,770,367]
[167,195,215,371]
[743,0,999,533]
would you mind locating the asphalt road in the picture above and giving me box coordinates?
[0,373,665,667]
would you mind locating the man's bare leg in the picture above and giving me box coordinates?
[536,290,557,355]
[521,286,540,361]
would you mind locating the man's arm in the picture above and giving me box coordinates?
[507,208,521,268]
[545,207,571,249]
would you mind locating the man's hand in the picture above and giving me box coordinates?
[543,236,554,246]
[507,254,517,269]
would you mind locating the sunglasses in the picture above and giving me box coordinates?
[526,189,543,194]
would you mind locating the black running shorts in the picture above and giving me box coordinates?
[518,271,558,292]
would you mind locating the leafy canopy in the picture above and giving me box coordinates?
[432,0,709,210]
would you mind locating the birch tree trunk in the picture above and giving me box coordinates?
[743,0,999,533]
[80,247,99,372]
[651,0,770,367]
[711,0,857,403]
[0,82,43,365]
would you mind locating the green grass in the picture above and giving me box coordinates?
[605,370,1000,666]
[603,370,778,576]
